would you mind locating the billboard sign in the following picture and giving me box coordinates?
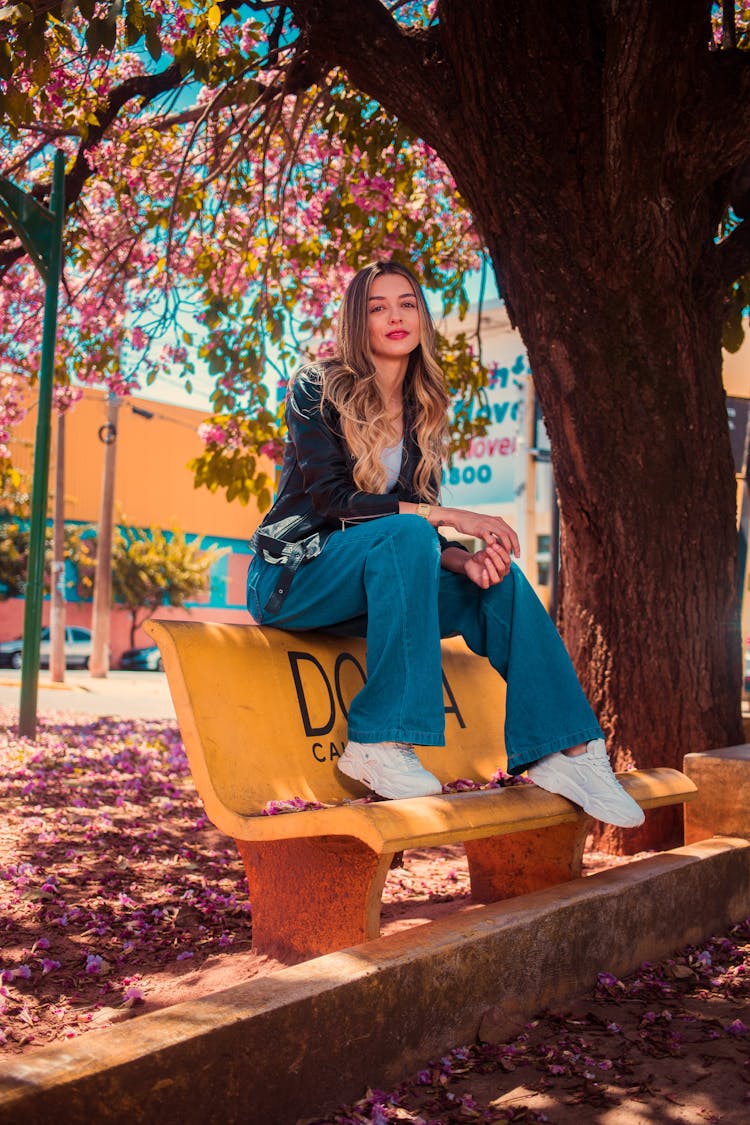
[441,351,530,508]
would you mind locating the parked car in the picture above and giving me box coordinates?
[0,626,94,669]
[119,645,164,672]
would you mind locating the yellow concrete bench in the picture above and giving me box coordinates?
[145,619,698,963]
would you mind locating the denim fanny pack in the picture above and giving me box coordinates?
[250,518,327,615]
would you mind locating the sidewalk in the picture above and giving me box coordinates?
[0,668,175,721]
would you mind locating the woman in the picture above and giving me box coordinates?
[246,260,643,828]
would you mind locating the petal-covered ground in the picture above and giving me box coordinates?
[0,709,260,1049]
[1,709,749,1123]
[302,925,750,1123]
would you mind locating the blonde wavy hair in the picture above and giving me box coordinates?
[320,261,449,500]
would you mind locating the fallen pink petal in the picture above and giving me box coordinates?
[121,986,145,1005]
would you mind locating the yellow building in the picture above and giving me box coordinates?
[3,387,268,661]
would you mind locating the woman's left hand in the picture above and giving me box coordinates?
[462,541,512,588]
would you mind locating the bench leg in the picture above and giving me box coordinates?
[235,835,393,963]
[464,819,591,902]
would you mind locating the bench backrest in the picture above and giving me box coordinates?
[146,620,507,817]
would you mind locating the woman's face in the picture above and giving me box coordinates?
[366,272,421,365]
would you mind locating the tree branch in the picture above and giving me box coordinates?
[64,61,184,210]
[286,0,450,151]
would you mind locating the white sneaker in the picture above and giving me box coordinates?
[527,738,645,827]
[337,741,442,800]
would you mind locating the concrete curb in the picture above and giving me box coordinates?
[1,835,749,1125]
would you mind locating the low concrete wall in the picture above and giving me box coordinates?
[1,835,749,1125]
[684,744,750,843]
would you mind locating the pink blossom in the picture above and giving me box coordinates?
[598,972,618,986]
[261,796,328,815]
[121,986,145,1004]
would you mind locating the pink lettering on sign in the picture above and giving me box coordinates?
[464,436,517,459]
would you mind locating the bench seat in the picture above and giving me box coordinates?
[145,765,696,852]
[146,619,697,963]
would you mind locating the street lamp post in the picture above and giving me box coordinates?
[0,150,66,738]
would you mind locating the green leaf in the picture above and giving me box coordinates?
[144,15,162,61]
[723,303,746,353]
[85,17,104,55]
[101,16,116,50]
[31,54,50,86]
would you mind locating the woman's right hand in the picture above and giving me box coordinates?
[437,506,521,559]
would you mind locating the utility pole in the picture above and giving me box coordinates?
[89,394,119,678]
[49,409,66,682]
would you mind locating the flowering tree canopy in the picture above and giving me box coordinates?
[4,2,750,849]
[0,1,490,506]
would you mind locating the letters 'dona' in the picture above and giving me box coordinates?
[287,648,466,764]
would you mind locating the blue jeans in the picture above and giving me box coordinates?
[246,514,603,773]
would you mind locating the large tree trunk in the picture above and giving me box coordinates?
[292,0,748,849]
[431,6,746,850]
[500,249,742,851]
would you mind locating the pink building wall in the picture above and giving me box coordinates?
[0,598,250,668]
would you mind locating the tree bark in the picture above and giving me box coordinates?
[457,178,743,850]
[431,3,747,850]
[500,250,742,851]
[289,0,750,849]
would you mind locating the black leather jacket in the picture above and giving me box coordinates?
[250,365,455,612]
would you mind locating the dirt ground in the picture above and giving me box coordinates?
[1,709,749,1123]
[302,938,750,1124]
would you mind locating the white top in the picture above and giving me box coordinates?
[381,440,404,490]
